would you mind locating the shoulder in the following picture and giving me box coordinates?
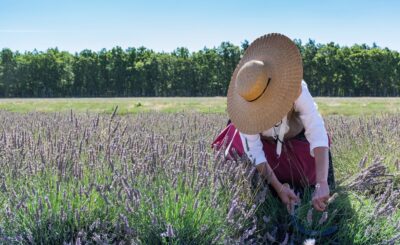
[294,80,316,112]
[300,80,310,93]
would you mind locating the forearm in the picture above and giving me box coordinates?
[256,162,282,190]
[314,147,329,183]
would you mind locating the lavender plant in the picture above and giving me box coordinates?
[0,111,260,244]
[0,110,399,244]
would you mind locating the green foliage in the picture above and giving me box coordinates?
[256,188,400,244]
[1,40,399,97]
[1,97,400,115]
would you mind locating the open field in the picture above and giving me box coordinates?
[0,97,400,115]
[0,110,399,244]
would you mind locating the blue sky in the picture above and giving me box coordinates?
[1,0,399,52]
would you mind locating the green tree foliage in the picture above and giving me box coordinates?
[0,40,399,97]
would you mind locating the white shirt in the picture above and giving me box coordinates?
[239,80,329,166]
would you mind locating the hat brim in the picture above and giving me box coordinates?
[227,33,303,134]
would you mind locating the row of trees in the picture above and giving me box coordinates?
[0,40,399,97]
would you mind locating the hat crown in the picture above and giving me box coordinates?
[235,60,269,102]
[227,33,303,134]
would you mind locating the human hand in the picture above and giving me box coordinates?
[312,182,330,211]
[276,183,300,213]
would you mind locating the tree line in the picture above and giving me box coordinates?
[0,40,399,97]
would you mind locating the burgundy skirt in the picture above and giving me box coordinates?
[212,123,332,187]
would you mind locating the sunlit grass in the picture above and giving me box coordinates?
[1,97,400,115]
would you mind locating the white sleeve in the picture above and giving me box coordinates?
[294,81,329,156]
[239,132,267,165]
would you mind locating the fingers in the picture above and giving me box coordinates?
[312,186,330,212]
[285,187,300,203]
[312,199,323,211]
[287,203,293,214]
[313,192,330,201]
[317,200,327,211]
[287,197,297,214]
[288,190,298,202]
[312,198,328,211]
[278,184,303,214]
[286,189,301,214]
[321,195,330,202]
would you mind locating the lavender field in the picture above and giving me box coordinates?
[0,110,399,244]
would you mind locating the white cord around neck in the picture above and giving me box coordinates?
[276,116,288,157]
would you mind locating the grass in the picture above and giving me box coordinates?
[0,109,399,243]
[0,97,227,114]
[256,186,400,244]
[1,97,400,115]
[315,97,400,116]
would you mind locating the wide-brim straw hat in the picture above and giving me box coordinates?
[227,33,303,134]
